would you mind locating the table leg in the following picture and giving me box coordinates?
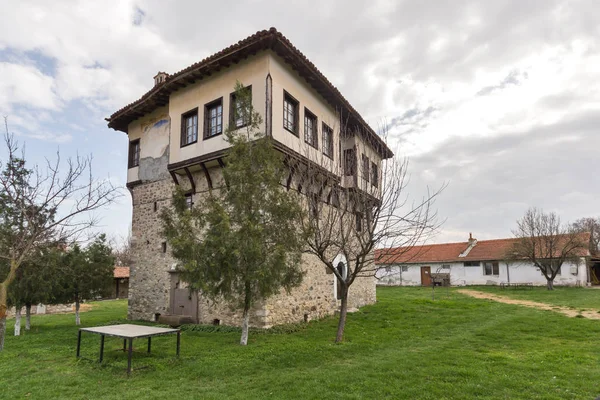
[99,335,105,363]
[76,330,82,358]
[127,338,133,376]
[123,338,127,352]
[147,337,151,354]
[176,331,180,357]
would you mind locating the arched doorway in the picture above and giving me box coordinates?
[333,254,348,300]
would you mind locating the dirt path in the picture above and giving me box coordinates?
[457,289,600,320]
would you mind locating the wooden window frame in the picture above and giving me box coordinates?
[204,97,224,140]
[229,85,252,130]
[283,90,299,136]
[371,162,378,187]
[184,193,193,210]
[128,139,140,169]
[464,261,480,267]
[362,154,370,183]
[180,108,199,147]
[355,212,363,232]
[483,261,500,276]
[304,108,318,149]
[322,123,333,159]
[344,148,356,176]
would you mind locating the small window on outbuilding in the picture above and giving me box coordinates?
[483,261,499,276]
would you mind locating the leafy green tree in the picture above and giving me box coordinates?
[54,235,114,325]
[162,83,306,345]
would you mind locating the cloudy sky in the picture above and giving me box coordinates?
[1,0,599,244]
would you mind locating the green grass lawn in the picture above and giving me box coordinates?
[1,287,600,399]
[467,285,600,311]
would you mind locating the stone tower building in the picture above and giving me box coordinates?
[106,28,393,327]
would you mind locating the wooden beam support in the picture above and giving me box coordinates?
[201,162,213,190]
[286,166,295,191]
[317,182,325,199]
[184,167,196,193]
[169,170,179,186]
[217,158,226,169]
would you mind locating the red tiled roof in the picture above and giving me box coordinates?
[114,266,130,279]
[375,242,470,264]
[461,238,519,261]
[376,233,591,265]
[105,27,393,159]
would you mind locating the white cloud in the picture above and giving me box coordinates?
[0,62,59,110]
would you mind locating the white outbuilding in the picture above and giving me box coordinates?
[375,234,592,287]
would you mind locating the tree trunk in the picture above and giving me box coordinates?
[335,287,349,343]
[240,307,249,346]
[546,279,554,291]
[0,315,5,351]
[0,283,6,351]
[14,307,21,336]
[25,303,31,330]
[75,299,81,326]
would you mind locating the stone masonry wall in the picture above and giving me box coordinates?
[129,165,376,327]
[264,253,337,327]
[348,269,377,309]
[129,178,177,321]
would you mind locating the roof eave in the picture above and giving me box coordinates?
[106,28,393,158]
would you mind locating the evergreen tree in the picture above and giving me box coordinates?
[8,246,59,335]
[162,83,305,345]
[54,235,114,325]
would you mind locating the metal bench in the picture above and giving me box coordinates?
[500,282,533,290]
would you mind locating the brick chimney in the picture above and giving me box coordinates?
[153,71,169,86]
[468,232,476,244]
[459,233,478,258]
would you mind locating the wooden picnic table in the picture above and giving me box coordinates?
[76,324,180,375]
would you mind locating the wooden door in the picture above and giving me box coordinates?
[172,289,198,320]
[169,272,198,322]
[421,266,432,286]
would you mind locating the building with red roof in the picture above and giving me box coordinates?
[376,233,592,287]
[111,266,130,299]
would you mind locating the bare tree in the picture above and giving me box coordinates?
[571,217,600,254]
[110,232,134,266]
[295,124,443,342]
[509,208,588,290]
[0,119,121,350]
